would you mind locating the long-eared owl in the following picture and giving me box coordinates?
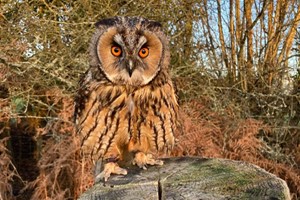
[74,16,179,181]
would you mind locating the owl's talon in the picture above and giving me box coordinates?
[95,162,127,182]
[133,152,164,169]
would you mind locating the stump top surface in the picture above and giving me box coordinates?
[79,157,291,200]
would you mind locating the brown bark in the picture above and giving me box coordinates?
[279,4,300,65]
[263,0,274,79]
[183,0,194,61]
[263,0,288,88]
[245,0,254,89]
[201,0,219,73]
[237,0,268,91]
[235,0,246,90]
[217,0,229,76]
[229,0,236,83]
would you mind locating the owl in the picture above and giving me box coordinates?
[74,16,178,182]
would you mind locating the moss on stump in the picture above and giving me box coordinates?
[79,157,291,200]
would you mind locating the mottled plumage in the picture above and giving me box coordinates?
[74,16,178,181]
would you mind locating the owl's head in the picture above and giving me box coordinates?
[90,16,170,87]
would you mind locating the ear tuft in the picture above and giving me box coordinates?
[142,20,162,30]
[95,17,118,27]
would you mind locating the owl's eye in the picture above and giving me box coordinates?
[138,47,149,58]
[111,46,122,57]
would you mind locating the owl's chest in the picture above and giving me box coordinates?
[104,88,167,136]
[124,88,176,152]
[126,94,135,116]
[79,84,176,157]
[124,91,160,123]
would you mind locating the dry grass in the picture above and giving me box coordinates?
[24,96,94,199]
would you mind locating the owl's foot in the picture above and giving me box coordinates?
[95,162,127,182]
[132,152,163,170]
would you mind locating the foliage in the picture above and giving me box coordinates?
[0,0,300,199]
[0,137,20,200]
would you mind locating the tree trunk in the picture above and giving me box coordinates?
[229,0,236,84]
[217,0,230,79]
[235,0,247,91]
[245,0,254,90]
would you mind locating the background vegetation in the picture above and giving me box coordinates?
[0,0,299,199]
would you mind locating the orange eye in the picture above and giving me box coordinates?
[111,46,122,57]
[138,47,149,58]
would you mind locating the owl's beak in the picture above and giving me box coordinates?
[126,59,134,77]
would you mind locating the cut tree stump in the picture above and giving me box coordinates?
[79,157,291,200]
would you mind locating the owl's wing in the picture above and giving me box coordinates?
[74,70,93,123]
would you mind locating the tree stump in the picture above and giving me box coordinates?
[79,157,291,200]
